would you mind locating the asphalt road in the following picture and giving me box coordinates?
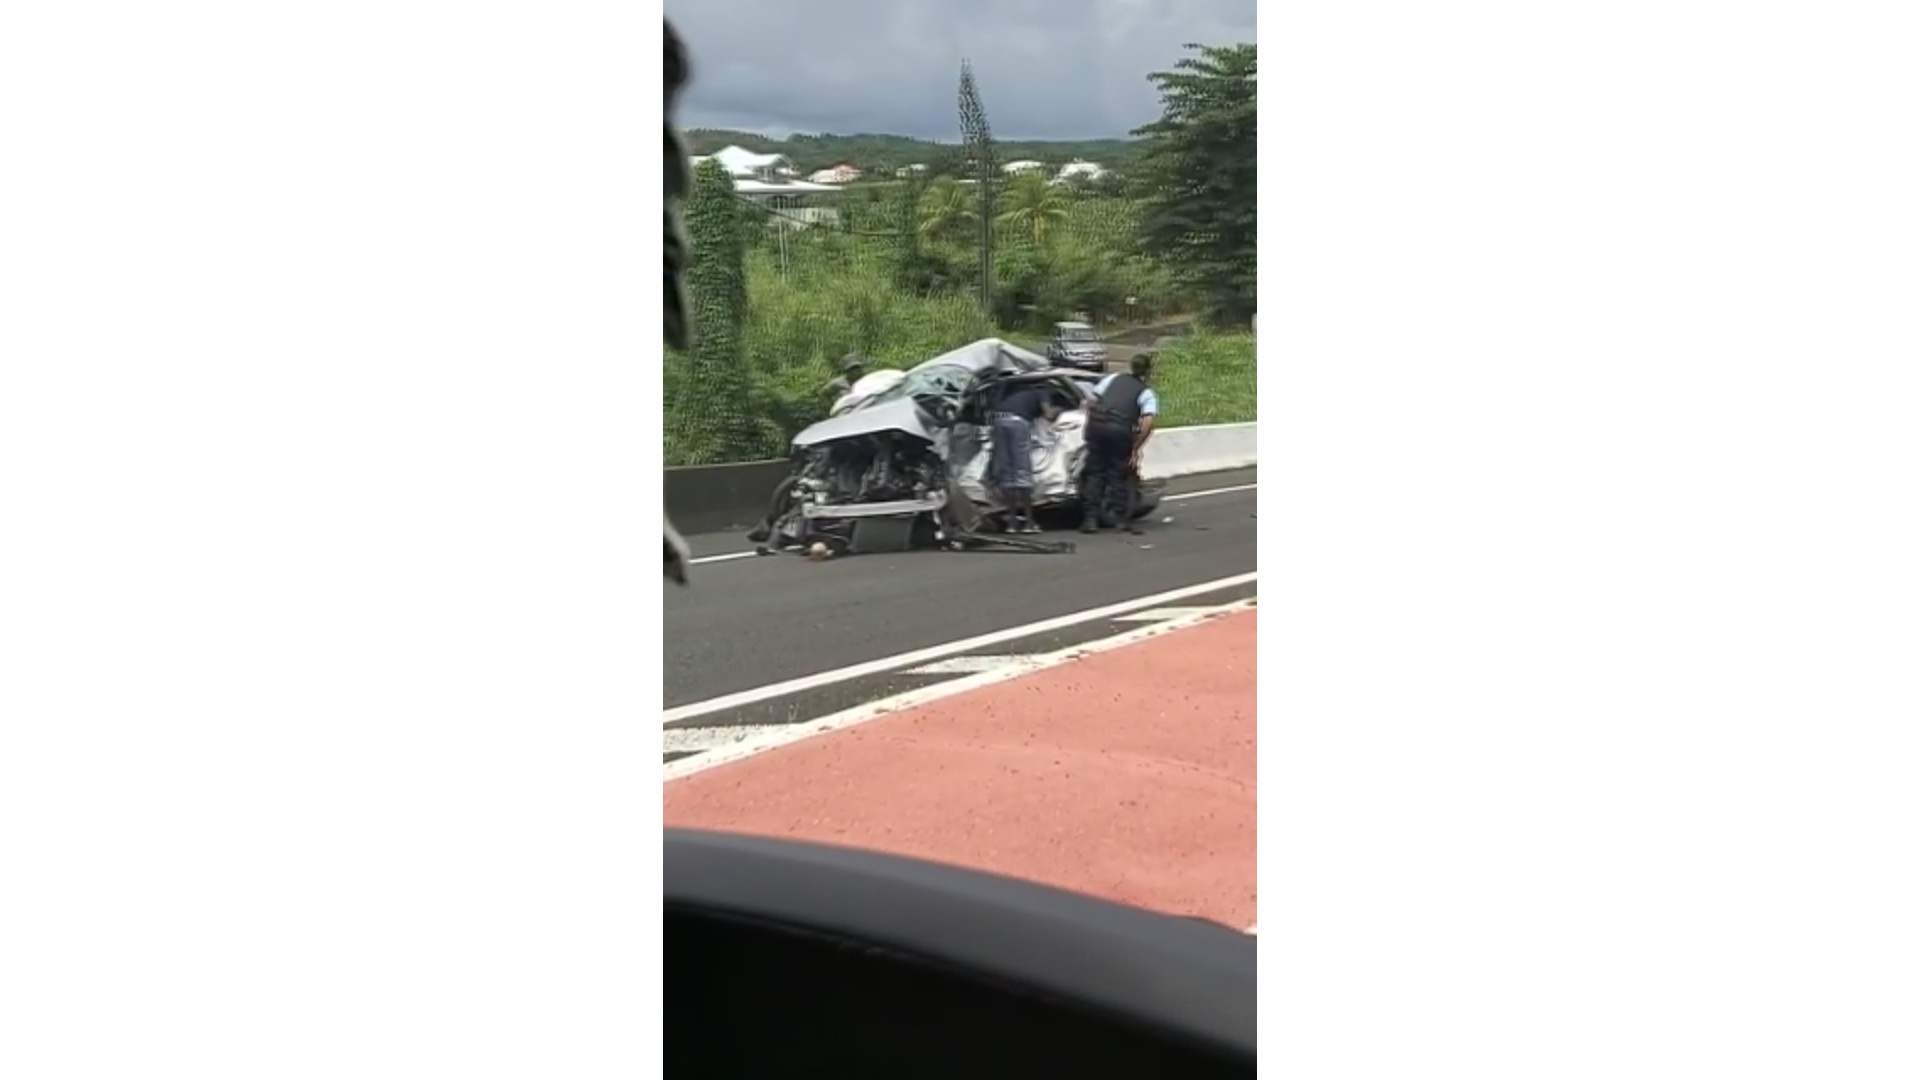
[1013,319,1189,374]
[1101,320,1190,372]
[664,468,1257,709]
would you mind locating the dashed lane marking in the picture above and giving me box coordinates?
[663,725,789,755]
[900,654,1048,676]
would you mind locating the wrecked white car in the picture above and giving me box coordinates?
[750,339,1164,556]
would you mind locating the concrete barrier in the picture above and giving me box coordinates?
[1139,422,1258,480]
[665,421,1257,535]
[663,457,792,535]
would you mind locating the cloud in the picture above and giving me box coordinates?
[664,0,1254,141]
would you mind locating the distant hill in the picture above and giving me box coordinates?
[683,129,1145,178]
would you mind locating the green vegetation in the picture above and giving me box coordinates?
[1151,328,1258,428]
[670,160,759,464]
[1135,43,1259,327]
[666,44,1257,466]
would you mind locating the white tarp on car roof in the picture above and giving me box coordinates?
[829,369,908,416]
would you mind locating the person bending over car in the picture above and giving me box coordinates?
[990,385,1061,534]
[1079,352,1160,535]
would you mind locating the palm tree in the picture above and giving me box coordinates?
[995,171,1070,246]
[917,177,977,244]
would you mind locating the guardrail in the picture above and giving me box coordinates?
[665,421,1258,536]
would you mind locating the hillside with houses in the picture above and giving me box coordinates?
[683,129,1142,185]
[691,143,1117,191]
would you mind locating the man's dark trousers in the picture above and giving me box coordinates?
[1080,422,1135,529]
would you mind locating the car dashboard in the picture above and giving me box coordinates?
[664,829,1257,1078]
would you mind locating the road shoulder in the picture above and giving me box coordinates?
[663,606,1258,925]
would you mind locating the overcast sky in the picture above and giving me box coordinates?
[665,0,1255,141]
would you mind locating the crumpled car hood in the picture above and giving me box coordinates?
[792,396,934,448]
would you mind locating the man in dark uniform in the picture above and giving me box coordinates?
[989,383,1063,534]
[1079,352,1161,535]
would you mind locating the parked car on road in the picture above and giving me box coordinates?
[1044,320,1109,373]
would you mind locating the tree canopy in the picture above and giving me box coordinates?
[1132,43,1258,327]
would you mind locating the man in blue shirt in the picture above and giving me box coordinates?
[1079,353,1160,534]
[990,384,1064,534]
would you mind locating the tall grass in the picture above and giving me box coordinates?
[664,245,993,465]
[1151,328,1257,427]
[741,249,992,449]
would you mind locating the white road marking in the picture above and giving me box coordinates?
[662,725,785,754]
[683,480,1257,566]
[662,598,1256,782]
[901,654,1046,676]
[660,571,1258,726]
[1162,482,1256,501]
[1113,606,1219,622]
[685,550,760,566]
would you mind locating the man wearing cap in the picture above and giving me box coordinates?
[824,354,866,404]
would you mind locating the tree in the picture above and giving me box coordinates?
[957,59,998,312]
[996,171,1071,246]
[1132,42,1257,326]
[917,177,979,244]
[673,159,760,463]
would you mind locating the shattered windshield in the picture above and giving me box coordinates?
[866,362,974,411]
[1060,326,1097,342]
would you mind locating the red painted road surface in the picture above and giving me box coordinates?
[663,608,1258,926]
